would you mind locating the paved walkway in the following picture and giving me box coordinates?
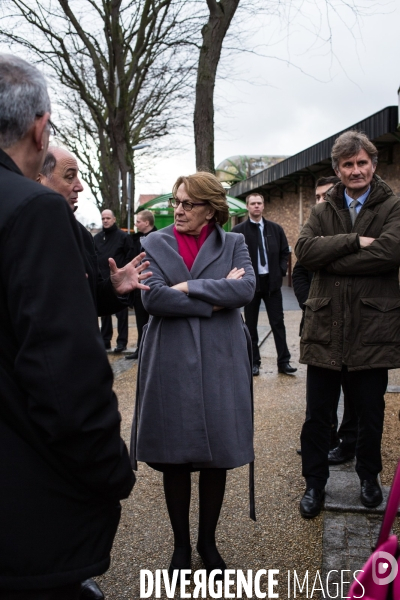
[100,307,399,599]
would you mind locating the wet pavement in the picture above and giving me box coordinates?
[97,293,399,599]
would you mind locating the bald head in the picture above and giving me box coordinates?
[101,209,116,229]
[38,146,83,212]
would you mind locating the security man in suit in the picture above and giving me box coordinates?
[233,193,297,376]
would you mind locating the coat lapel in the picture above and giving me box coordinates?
[190,224,226,279]
[354,209,376,235]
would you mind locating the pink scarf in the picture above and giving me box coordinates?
[173,222,215,271]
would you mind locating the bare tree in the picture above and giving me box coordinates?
[193,0,376,173]
[193,0,240,173]
[0,0,196,223]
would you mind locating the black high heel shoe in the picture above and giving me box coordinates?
[196,544,227,579]
[168,547,192,582]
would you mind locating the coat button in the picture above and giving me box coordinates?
[331,360,336,366]
[333,321,338,326]
[335,281,340,286]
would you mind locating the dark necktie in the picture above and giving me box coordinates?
[257,223,266,266]
[349,199,359,226]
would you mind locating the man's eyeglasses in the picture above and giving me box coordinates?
[35,114,58,136]
[168,197,208,212]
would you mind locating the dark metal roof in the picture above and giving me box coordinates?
[229,106,399,198]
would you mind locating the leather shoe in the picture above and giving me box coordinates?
[252,365,260,376]
[113,345,126,353]
[168,547,192,583]
[278,362,297,374]
[299,488,325,519]
[197,544,226,579]
[328,446,355,465]
[360,479,383,508]
[80,579,104,600]
[104,341,111,350]
[125,348,139,360]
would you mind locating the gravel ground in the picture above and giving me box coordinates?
[97,308,400,599]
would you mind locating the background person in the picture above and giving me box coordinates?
[125,210,157,360]
[94,210,133,352]
[130,172,256,578]
[232,194,296,376]
[296,131,400,518]
[0,54,134,600]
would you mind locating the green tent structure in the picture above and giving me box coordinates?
[135,193,248,232]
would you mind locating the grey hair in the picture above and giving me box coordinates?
[331,130,378,171]
[0,54,51,149]
[41,150,57,178]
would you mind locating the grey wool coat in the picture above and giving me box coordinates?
[130,223,256,469]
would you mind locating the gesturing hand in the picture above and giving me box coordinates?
[226,267,245,280]
[109,252,152,295]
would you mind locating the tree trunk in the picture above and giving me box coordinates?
[194,0,240,173]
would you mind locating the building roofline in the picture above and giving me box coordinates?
[229,106,399,198]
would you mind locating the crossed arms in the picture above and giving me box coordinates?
[295,203,400,275]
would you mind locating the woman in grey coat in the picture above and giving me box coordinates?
[130,172,255,578]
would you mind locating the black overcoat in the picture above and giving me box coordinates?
[78,222,124,316]
[94,225,133,279]
[0,150,134,590]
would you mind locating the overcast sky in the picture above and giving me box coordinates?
[6,1,399,226]
[123,0,399,220]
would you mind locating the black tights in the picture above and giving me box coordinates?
[163,465,227,567]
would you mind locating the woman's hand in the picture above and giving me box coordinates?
[226,267,245,280]
[171,281,189,294]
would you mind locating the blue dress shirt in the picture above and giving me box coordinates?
[344,187,371,214]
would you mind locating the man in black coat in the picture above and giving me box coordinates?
[38,146,151,600]
[233,193,297,376]
[0,54,135,600]
[125,210,157,360]
[39,147,150,320]
[94,211,134,352]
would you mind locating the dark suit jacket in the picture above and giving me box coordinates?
[232,217,289,292]
[78,222,125,316]
[0,149,134,589]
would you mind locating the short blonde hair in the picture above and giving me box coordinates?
[172,172,229,226]
[137,209,154,227]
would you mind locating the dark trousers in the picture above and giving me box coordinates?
[132,290,149,349]
[329,375,359,450]
[0,583,81,600]
[101,307,128,347]
[301,365,387,489]
[244,275,290,366]
[337,374,359,452]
